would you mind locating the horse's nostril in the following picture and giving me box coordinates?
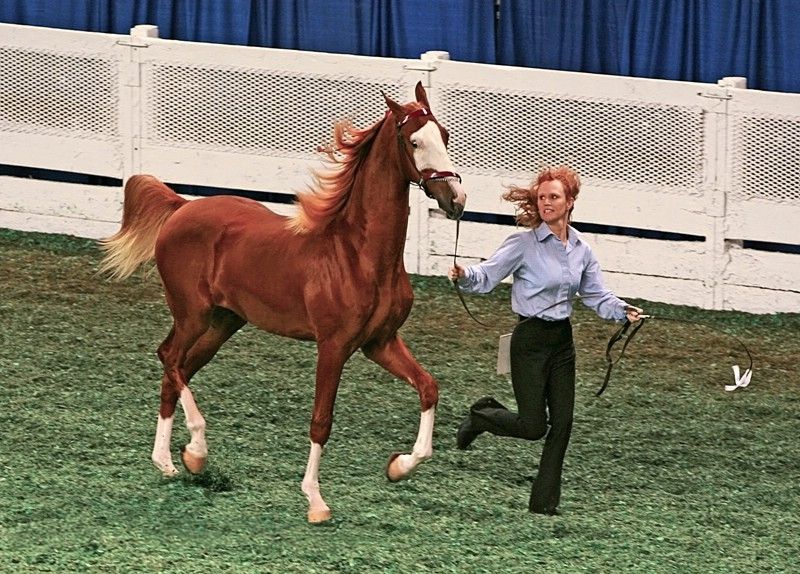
[448,204,465,220]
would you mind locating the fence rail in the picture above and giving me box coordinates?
[1,23,798,314]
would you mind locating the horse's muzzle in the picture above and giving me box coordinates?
[445,177,467,220]
[424,175,466,220]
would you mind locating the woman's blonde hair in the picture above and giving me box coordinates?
[502,165,581,228]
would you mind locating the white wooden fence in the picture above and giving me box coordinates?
[1,23,798,314]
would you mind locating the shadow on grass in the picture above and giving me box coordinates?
[177,467,236,493]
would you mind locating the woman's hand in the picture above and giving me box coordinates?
[448,265,465,282]
[625,305,645,322]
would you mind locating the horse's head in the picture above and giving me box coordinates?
[385,82,467,220]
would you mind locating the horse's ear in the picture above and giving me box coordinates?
[383,90,405,121]
[415,81,430,109]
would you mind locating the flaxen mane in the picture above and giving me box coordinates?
[287,112,388,234]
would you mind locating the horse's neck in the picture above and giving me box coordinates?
[341,122,411,265]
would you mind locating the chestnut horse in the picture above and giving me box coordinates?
[99,82,466,523]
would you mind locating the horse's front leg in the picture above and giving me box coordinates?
[301,342,349,524]
[362,334,438,481]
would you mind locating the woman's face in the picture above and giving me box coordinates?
[536,179,574,224]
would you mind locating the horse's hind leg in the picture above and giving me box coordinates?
[152,307,244,476]
[152,326,181,476]
[179,309,246,473]
[362,334,438,481]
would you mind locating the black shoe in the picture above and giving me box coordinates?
[456,415,480,450]
[470,396,507,413]
[529,505,561,516]
[529,491,561,516]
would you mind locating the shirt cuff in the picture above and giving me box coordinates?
[459,266,474,287]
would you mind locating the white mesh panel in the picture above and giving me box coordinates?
[0,46,118,139]
[731,113,800,202]
[143,63,402,157]
[439,86,704,193]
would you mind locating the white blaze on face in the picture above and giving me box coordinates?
[410,122,467,209]
[410,122,453,172]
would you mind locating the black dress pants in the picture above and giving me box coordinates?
[471,316,576,511]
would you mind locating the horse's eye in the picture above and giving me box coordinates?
[410,140,418,149]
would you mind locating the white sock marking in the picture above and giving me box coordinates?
[301,442,330,517]
[152,414,178,476]
[392,407,435,477]
[180,386,207,458]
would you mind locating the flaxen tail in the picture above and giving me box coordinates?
[99,175,187,280]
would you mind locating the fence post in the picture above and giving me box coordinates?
[707,76,746,309]
[119,25,158,183]
[410,51,452,275]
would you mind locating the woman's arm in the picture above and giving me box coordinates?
[579,249,643,321]
[449,233,526,294]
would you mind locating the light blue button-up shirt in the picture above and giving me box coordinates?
[458,222,629,322]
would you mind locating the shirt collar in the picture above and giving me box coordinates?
[533,222,582,247]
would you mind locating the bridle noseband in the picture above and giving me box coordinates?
[395,108,461,199]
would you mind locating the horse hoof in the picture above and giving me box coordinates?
[161,467,179,478]
[180,446,207,474]
[307,508,332,524]
[385,452,408,482]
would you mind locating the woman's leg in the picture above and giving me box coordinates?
[529,340,576,514]
[456,319,552,448]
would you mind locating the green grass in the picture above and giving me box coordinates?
[1,228,798,573]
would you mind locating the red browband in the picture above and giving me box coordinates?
[398,108,432,127]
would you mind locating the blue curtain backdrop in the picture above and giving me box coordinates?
[497,0,800,93]
[0,0,798,92]
[0,0,495,62]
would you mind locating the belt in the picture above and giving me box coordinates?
[517,315,570,325]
